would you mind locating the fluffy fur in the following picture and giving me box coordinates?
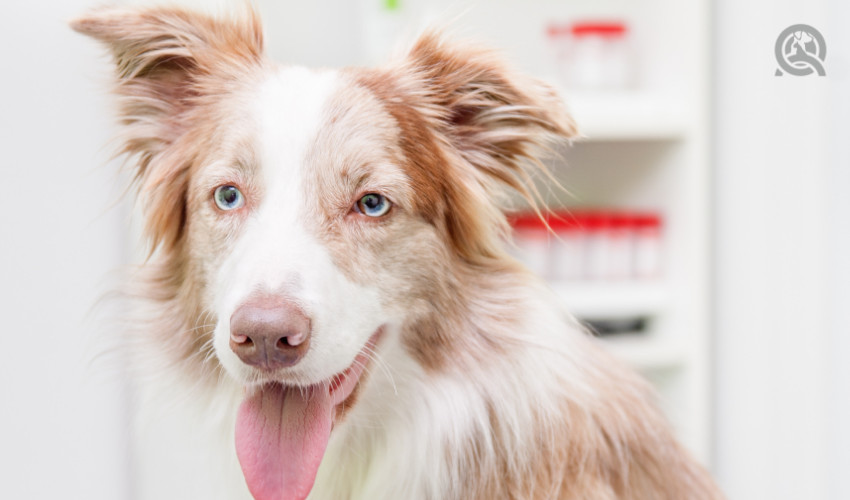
[73,4,724,500]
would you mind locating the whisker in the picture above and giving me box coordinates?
[360,345,398,396]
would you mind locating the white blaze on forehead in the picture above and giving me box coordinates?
[243,65,340,294]
[236,66,342,304]
[254,66,340,190]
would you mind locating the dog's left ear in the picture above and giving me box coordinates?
[395,31,579,261]
[403,31,578,157]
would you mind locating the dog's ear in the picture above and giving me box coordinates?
[71,6,263,251]
[399,31,578,261]
[404,31,577,163]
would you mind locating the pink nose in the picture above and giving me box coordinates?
[229,295,311,371]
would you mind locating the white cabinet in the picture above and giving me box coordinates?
[545,4,712,465]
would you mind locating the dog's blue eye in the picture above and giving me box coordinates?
[214,185,245,211]
[356,193,391,217]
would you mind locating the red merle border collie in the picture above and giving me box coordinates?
[72,5,723,500]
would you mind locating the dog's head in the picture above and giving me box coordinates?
[74,5,575,499]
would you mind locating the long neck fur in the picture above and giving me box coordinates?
[311,264,722,500]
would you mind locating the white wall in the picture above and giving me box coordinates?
[825,2,850,499]
[713,0,846,498]
[0,1,131,498]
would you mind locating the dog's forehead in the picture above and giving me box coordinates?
[243,64,409,216]
[247,66,402,189]
[250,66,341,186]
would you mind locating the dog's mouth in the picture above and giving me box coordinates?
[234,329,382,500]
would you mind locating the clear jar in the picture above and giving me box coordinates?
[608,212,634,280]
[548,21,635,91]
[632,213,663,280]
[582,212,611,280]
[550,215,584,282]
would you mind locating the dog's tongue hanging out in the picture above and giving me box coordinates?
[235,383,333,500]
[234,336,377,500]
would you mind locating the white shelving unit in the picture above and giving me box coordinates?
[552,281,669,318]
[539,2,712,464]
[548,85,711,465]
[566,91,690,141]
[354,0,713,468]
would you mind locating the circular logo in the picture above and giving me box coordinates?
[775,24,827,76]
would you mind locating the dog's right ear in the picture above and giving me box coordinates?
[71,6,264,250]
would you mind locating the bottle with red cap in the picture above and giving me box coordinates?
[581,212,611,280]
[547,20,635,90]
[608,212,635,280]
[632,212,663,279]
[550,214,584,281]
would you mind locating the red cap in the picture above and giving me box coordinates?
[610,212,631,229]
[509,211,583,232]
[577,211,610,231]
[571,22,627,37]
[509,213,547,230]
[632,213,662,228]
[551,211,581,231]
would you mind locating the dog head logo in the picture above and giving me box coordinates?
[775,24,827,77]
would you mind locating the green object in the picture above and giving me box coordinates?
[384,0,399,11]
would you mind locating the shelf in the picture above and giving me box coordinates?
[551,281,668,318]
[560,91,689,141]
[594,335,686,371]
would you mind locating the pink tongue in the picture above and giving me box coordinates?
[235,383,333,500]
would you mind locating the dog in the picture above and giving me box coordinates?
[73,5,723,500]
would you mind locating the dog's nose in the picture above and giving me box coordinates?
[229,295,311,370]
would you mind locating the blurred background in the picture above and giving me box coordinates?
[1,0,847,498]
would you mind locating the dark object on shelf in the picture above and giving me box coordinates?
[583,317,647,336]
